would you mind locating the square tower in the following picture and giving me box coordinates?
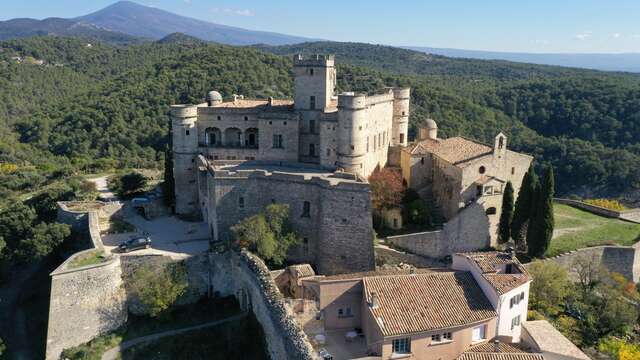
[293,54,336,111]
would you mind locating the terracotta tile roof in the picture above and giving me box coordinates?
[523,320,590,360]
[215,99,294,109]
[465,341,532,354]
[363,272,496,336]
[289,264,315,279]
[320,268,438,281]
[408,137,493,166]
[457,353,543,360]
[457,252,530,295]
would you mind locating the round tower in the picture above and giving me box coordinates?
[392,87,410,147]
[171,105,199,216]
[336,93,367,175]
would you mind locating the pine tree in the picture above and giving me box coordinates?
[527,165,555,258]
[511,164,538,247]
[498,181,515,243]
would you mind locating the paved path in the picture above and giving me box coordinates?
[101,313,247,360]
[87,175,117,201]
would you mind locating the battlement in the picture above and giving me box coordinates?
[293,54,335,67]
[170,104,199,118]
[337,92,367,109]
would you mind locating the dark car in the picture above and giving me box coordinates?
[118,236,151,253]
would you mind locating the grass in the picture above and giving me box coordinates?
[67,250,108,269]
[547,204,640,257]
[103,217,137,234]
[61,297,244,359]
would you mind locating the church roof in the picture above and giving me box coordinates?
[408,137,493,166]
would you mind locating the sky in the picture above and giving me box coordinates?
[1,0,639,53]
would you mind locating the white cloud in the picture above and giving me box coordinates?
[211,7,255,17]
[611,33,622,39]
[574,31,592,41]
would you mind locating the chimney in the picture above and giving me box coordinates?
[493,339,500,353]
[370,292,380,309]
[268,96,274,106]
[506,246,516,260]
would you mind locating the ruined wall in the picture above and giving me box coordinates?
[528,243,640,283]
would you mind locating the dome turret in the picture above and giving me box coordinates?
[206,90,223,106]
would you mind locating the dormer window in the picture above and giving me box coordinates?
[309,68,314,76]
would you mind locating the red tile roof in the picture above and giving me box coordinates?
[363,272,496,337]
[457,353,543,360]
[408,137,493,166]
[457,252,530,295]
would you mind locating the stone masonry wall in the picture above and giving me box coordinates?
[386,202,490,259]
[46,255,126,359]
[527,243,640,283]
[555,198,640,223]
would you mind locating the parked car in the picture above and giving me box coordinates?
[118,236,151,252]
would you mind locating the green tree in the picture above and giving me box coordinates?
[407,199,430,226]
[498,181,514,243]
[527,261,570,316]
[0,203,37,250]
[0,336,5,356]
[110,172,148,199]
[129,262,188,317]
[17,222,71,262]
[527,165,555,258]
[231,203,299,266]
[511,165,538,247]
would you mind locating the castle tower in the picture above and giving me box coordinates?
[392,88,410,146]
[171,105,200,216]
[336,93,367,175]
[293,54,336,111]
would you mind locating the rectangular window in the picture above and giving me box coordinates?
[185,129,190,136]
[472,325,486,342]
[392,338,411,354]
[431,334,441,342]
[400,133,405,143]
[511,315,521,330]
[302,201,311,218]
[326,148,331,156]
[272,134,283,148]
[338,308,343,316]
[366,137,369,152]
[238,197,245,209]
[443,332,452,341]
[309,144,315,157]
[431,332,453,345]
[511,167,515,175]
[310,96,316,110]
[310,119,316,133]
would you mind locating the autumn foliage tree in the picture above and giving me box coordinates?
[369,167,403,211]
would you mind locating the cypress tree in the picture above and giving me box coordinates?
[498,181,515,243]
[527,165,555,258]
[511,164,538,247]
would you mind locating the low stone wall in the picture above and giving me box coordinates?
[555,198,640,223]
[386,230,446,258]
[46,254,127,359]
[526,243,640,283]
[385,202,490,259]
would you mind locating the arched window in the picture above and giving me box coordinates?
[486,207,497,215]
[479,166,486,174]
[205,127,221,147]
[224,127,242,147]
[245,128,258,148]
[498,137,504,149]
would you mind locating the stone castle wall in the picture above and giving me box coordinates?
[386,202,491,259]
[527,243,640,283]
[46,250,315,360]
[205,165,375,275]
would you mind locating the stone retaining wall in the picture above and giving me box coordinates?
[555,198,640,223]
[526,243,640,283]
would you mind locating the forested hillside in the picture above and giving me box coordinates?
[1,37,639,207]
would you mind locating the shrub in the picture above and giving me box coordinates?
[407,199,430,226]
[598,337,640,360]
[129,262,188,317]
[108,172,148,199]
[584,199,628,211]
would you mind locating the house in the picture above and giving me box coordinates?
[521,320,590,360]
[452,251,531,343]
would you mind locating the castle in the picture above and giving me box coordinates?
[172,54,532,274]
